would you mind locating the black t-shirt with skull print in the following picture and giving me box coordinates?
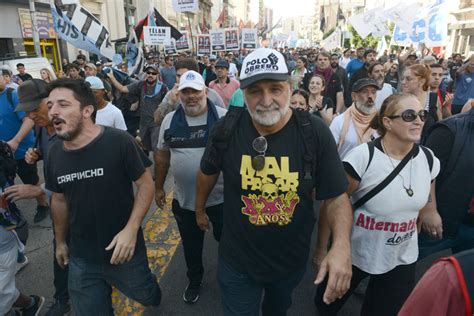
[201,109,348,283]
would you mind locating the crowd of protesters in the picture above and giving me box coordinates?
[0,42,473,316]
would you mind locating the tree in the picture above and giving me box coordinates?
[347,24,378,48]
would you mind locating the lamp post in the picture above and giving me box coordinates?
[29,0,42,57]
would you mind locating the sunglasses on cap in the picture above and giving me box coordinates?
[146,71,158,75]
[388,109,428,122]
[251,136,267,171]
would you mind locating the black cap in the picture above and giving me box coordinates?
[15,79,48,112]
[215,59,230,69]
[352,78,380,92]
[145,64,159,73]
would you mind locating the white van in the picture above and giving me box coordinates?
[0,57,57,80]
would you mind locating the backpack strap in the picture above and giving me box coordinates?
[365,140,375,172]
[212,106,245,150]
[293,109,317,180]
[420,145,434,173]
[5,88,14,110]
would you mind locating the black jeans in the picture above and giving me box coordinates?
[171,199,223,285]
[315,263,416,316]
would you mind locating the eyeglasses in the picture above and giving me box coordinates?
[147,71,158,75]
[388,109,428,122]
[251,136,267,171]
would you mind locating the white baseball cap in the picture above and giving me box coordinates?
[85,76,104,90]
[239,48,289,89]
[178,70,205,91]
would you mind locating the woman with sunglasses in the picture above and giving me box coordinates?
[402,64,442,142]
[315,93,440,316]
[307,74,334,125]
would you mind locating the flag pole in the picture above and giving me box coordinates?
[186,13,195,56]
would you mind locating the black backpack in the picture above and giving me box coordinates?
[210,107,319,180]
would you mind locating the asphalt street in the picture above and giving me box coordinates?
[15,161,448,316]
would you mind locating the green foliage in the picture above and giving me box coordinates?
[346,22,396,50]
[347,24,379,48]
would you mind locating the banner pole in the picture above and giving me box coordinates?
[187,13,195,56]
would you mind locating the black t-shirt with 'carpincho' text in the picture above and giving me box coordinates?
[46,127,152,263]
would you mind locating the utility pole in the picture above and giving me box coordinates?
[29,0,42,57]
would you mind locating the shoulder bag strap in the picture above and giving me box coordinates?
[353,144,417,210]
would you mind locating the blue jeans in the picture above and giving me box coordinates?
[68,246,161,316]
[218,255,305,316]
[418,223,474,259]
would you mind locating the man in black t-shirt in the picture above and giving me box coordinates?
[197,48,353,315]
[16,63,33,83]
[44,79,161,315]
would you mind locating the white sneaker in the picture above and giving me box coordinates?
[15,255,29,274]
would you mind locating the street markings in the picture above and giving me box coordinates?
[112,191,180,315]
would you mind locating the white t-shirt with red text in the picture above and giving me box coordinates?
[344,143,440,274]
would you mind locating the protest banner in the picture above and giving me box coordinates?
[164,39,177,55]
[224,28,239,50]
[144,26,171,45]
[50,0,115,59]
[175,31,190,51]
[241,28,257,49]
[172,0,199,13]
[197,35,211,56]
[210,29,225,51]
[391,0,447,47]
[321,28,341,51]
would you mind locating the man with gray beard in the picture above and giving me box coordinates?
[196,48,353,315]
[155,71,226,304]
[368,62,394,110]
[330,78,380,159]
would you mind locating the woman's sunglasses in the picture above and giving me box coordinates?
[388,109,428,122]
[251,136,267,171]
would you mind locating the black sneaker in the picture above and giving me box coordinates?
[34,205,49,223]
[183,282,202,304]
[22,295,45,316]
[45,299,71,316]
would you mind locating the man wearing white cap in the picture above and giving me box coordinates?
[196,48,353,315]
[155,71,226,304]
[85,76,127,131]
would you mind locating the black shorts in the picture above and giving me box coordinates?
[16,159,39,185]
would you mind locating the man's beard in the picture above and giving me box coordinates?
[354,99,375,115]
[375,75,384,87]
[146,78,156,85]
[248,102,290,126]
[331,63,338,68]
[56,117,84,141]
[183,99,207,117]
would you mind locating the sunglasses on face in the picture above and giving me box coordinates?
[251,136,267,171]
[388,109,428,122]
[147,72,158,75]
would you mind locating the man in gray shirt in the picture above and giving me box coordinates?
[155,70,226,304]
[108,64,168,154]
[160,56,177,90]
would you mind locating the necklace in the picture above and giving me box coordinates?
[381,141,414,197]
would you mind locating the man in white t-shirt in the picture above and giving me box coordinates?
[330,78,379,159]
[368,62,393,110]
[85,76,127,131]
